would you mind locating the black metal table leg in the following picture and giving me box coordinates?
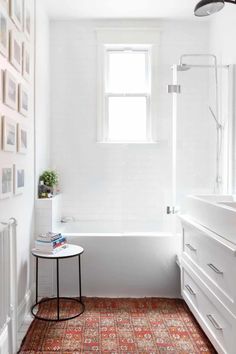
[56,258,60,320]
[78,255,82,302]
[36,257,38,304]
[31,245,85,321]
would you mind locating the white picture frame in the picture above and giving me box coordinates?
[10,0,22,31]
[17,123,27,153]
[13,164,24,195]
[18,84,28,116]
[0,0,9,12]
[0,9,8,57]
[24,0,30,39]
[9,29,22,72]
[0,8,9,57]
[0,70,3,102]
[2,116,16,152]
[0,165,13,199]
[22,42,29,80]
[4,70,18,110]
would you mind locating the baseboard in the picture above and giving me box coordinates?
[0,326,9,354]
[17,285,35,331]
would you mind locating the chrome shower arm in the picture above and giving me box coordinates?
[179,54,217,67]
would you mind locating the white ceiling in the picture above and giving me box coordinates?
[41,0,203,20]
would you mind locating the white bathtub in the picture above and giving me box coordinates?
[38,221,181,299]
[56,220,174,237]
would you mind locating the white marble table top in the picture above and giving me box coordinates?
[32,244,84,258]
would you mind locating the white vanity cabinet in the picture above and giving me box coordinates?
[180,215,236,354]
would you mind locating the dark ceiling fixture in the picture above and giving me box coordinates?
[194,0,236,16]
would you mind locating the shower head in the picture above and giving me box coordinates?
[194,0,236,17]
[177,64,191,71]
[194,0,225,16]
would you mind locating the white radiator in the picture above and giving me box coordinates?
[0,219,17,354]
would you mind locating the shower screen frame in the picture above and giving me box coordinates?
[170,62,234,221]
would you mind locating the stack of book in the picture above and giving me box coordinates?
[35,232,68,255]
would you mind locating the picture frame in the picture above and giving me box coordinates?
[18,84,28,116]
[2,116,16,152]
[13,164,24,195]
[24,0,30,39]
[22,42,29,80]
[4,70,18,110]
[17,123,27,153]
[0,9,8,57]
[0,70,3,101]
[10,0,23,31]
[0,0,9,12]
[0,165,13,199]
[9,29,22,72]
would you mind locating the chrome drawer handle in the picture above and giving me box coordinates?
[185,284,196,296]
[185,243,197,252]
[207,314,223,331]
[207,263,223,275]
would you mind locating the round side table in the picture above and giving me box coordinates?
[31,244,84,321]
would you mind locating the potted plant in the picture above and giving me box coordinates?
[40,170,59,196]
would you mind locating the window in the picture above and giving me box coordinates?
[97,29,160,143]
[105,48,151,142]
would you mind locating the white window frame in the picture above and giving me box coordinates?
[96,28,160,143]
[104,46,151,142]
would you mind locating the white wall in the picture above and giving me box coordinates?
[210,7,236,65]
[35,2,51,185]
[0,2,35,327]
[50,19,211,228]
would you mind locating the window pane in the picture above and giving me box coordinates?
[108,51,147,93]
[108,97,147,141]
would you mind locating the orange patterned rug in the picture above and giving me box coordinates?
[18,298,216,353]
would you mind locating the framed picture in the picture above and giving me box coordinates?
[0,0,9,12]
[18,84,28,116]
[0,165,13,199]
[24,0,30,39]
[0,9,8,57]
[13,164,24,195]
[4,70,18,110]
[10,0,22,30]
[22,42,29,80]
[0,70,3,101]
[2,116,16,152]
[17,123,27,153]
[9,29,22,72]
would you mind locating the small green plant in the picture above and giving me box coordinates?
[40,170,59,187]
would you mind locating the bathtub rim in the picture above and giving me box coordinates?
[61,232,180,237]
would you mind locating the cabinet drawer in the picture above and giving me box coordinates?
[182,267,234,354]
[182,219,236,313]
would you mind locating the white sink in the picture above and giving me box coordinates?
[185,195,236,244]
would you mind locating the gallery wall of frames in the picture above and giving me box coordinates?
[0,0,31,199]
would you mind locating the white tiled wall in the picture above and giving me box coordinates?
[49,19,214,228]
[210,8,236,194]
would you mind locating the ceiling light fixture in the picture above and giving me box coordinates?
[194,0,236,16]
